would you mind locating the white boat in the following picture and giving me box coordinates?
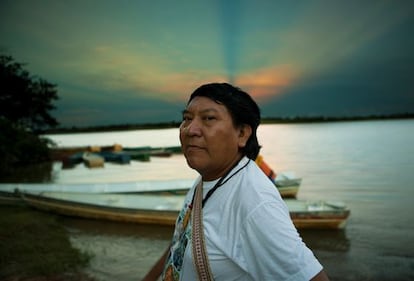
[21,191,182,226]
[0,172,299,198]
[285,199,350,229]
[255,155,301,198]
[0,179,195,195]
[18,190,349,229]
[273,172,301,198]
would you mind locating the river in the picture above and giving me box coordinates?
[36,119,414,280]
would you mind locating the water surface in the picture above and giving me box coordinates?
[40,120,414,280]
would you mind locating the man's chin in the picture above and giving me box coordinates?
[185,157,206,172]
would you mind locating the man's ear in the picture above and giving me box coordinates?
[238,124,252,147]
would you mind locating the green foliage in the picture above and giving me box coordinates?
[0,118,52,177]
[0,54,59,176]
[0,54,59,132]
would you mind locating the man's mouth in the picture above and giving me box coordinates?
[186,144,204,152]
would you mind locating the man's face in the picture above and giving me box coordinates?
[179,96,251,180]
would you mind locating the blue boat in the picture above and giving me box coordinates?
[97,151,131,164]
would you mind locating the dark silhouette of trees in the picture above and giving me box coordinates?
[0,54,59,132]
[0,54,59,178]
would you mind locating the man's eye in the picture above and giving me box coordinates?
[204,116,216,121]
[182,116,192,122]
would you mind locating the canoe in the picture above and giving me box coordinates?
[255,155,301,198]
[285,199,350,229]
[122,150,151,162]
[0,179,195,195]
[82,152,105,168]
[22,191,182,226]
[123,146,173,159]
[274,172,301,198]
[164,146,182,154]
[0,175,297,198]
[97,151,131,164]
[20,191,350,229]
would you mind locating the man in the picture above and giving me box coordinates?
[143,83,329,281]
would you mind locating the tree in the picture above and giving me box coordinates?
[0,54,59,132]
[0,54,59,177]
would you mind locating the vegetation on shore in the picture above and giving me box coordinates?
[0,204,95,281]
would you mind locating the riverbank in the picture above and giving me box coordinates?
[0,204,95,281]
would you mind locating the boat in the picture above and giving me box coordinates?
[285,199,350,229]
[21,191,182,226]
[274,172,301,198]
[164,146,182,154]
[123,146,173,159]
[122,147,151,162]
[19,191,349,229]
[97,151,131,164]
[0,179,195,195]
[0,173,297,198]
[82,152,105,168]
[255,155,301,198]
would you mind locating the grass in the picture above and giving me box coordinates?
[0,204,95,281]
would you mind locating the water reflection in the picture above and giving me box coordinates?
[299,229,350,252]
[61,217,173,240]
[61,217,352,281]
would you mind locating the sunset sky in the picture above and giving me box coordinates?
[1,0,413,127]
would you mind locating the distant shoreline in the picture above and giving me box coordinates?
[45,113,414,134]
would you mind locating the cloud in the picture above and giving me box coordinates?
[1,0,413,126]
[235,65,298,100]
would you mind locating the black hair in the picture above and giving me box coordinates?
[188,82,261,160]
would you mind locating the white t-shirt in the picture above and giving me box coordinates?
[166,157,323,281]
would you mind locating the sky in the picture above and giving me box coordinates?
[1,0,413,127]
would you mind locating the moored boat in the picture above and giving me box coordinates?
[22,191,182,226]
[19,190,349,229]
[0,179,195,195]
[122,147,151,162]
[97,151,131,164]
[0,174,297,198]
[256,155,301,198]
[82,152,105,168]
[285,199,350,229]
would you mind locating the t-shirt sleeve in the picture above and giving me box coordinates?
[239,201,323,281]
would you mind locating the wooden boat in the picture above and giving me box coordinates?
[274,172,301,198]
[82,152,104,168]
[256,155,301,198]
[0,179,195,195]
[164,146,182,154]
[21,191,182,226]
[123,146,173,159]
[285,199,350,229]
[97,151,131,164]
[20,191,349,229]
[122,147,151,162]
[0,174,297,198]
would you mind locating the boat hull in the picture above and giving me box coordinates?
[20,192,349,229]
[22,192,182,226]
[0,178,298,198]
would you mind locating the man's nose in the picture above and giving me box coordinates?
[186,119,201,136]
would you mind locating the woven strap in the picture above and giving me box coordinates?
[192,181,214,281]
